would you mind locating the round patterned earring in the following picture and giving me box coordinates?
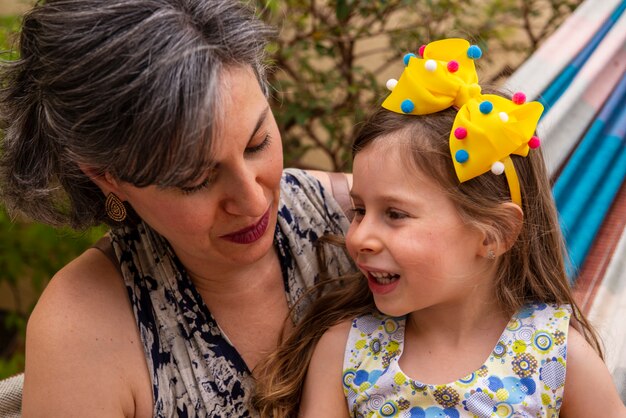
[105,192,127,222]
[487,249,496,260]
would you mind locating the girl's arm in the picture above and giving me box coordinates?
[560,327,626,417]
[299,320,352,418]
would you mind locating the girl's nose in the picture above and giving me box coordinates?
[347,218,383,254]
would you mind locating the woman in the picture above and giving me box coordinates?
[0,1,354,416]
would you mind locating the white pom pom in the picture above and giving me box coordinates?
[386,78,398,91]
[425,60,437,72]
[499,112,509,122]
[491,161,505,175]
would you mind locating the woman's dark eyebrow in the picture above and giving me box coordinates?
[248,106,270,144]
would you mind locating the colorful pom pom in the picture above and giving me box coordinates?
[512,92,526,105]
[455,149,469,163]
[454,127,467,139]
[386,78,398,91]
[499,112,509,122]
[425,59,437,72]
[403,53,416,66]
[528,136,541,149]
[447,60,459,73]
[400,99,415,113]
[418,44,426,57]
[467,45,482,59]
[491,161,505,175]
[479,100,493,114]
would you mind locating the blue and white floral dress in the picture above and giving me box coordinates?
[110,169,354,417]
[343,303,571,418]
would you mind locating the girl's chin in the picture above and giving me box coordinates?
[372,301,409,318]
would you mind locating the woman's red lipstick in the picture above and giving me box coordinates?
[220,208,271,244]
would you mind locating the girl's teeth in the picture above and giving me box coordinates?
[370,272,399,284]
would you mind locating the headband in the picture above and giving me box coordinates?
[382,38,543,206]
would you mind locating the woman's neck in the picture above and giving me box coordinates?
[184,246,280,298]
[186,246,290,371]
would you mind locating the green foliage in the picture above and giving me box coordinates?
[257,0,583,170]
[0,15,20,61]
[0,208,106,379]
[0,351,24,379]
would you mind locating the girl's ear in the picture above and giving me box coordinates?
[479,202,524,258]
[78,164,128,200]
[501,202,524,250]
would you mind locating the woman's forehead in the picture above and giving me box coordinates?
[210,67,270,152]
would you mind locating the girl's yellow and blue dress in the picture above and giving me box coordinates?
[342,303,571,418]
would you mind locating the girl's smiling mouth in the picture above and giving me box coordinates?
[359,265,401,295]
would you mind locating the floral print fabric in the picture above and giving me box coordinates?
[343,303,571,418]
[110,169,353,417]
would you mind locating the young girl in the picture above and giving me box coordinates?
[253,39,626,417]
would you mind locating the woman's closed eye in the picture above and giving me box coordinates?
[245,133,272,155]
[180,170,218,195]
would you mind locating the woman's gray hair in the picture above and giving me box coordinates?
[0,0,275,228]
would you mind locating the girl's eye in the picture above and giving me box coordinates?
[387,209,408,220]
[350,207,365,220]
[245,133,271,155]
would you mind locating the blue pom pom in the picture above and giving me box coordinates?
[479,100,493,114]
[467,45,483,59]
[400,99,414,113]
[455,149,469,163]
[403,53,417,66]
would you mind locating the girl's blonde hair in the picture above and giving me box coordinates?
[253,102,602,417]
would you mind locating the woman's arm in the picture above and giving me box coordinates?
[22,249,152,418]
[306,170,354,220]
[560,327,626,417]
[299,320,352,418]
[305,170,353,195]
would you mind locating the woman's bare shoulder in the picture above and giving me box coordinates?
[28,247,133,342]
[23,247,152,417]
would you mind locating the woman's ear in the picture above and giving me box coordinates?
[78,164,127,200]
[478,202,524,258]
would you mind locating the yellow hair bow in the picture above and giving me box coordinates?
[382,38,544,206]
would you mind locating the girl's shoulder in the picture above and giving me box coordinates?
[512,302,572,327]
[561,327,626,416]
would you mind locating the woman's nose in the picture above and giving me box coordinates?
[222,169,267,217]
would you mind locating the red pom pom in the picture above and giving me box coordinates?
[528,136,541,149]
[512,92,526,105]
[418,44,426,57]
[454,127,467,139]
[447,60,460,73]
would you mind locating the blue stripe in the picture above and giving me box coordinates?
[555,82,626,275]
[553,72,626,205]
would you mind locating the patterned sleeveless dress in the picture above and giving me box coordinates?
[109,169,354,417]
[343,303,571,418]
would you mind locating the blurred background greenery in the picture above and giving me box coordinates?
[0,0,582,379]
